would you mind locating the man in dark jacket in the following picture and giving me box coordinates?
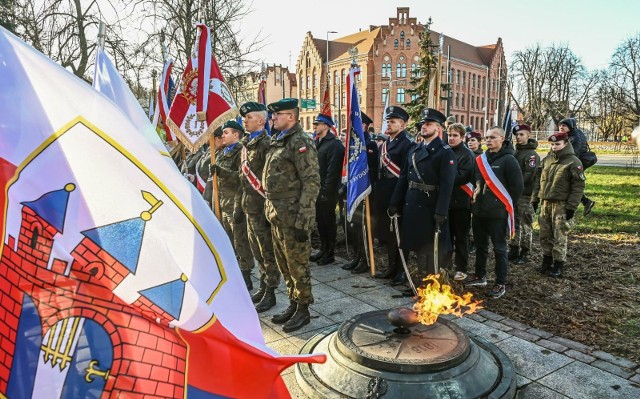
[344,112,380,273]
[465,126,524,299]
[446,123,475,281]
[309,114,344,266]
[559,118,595,215]
[389,108,456,285]
[374,106,416,285]
[509,124,539,265]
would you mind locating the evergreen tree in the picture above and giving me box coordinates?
[406,18,439,124]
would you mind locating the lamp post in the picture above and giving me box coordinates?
[326,30,337,117]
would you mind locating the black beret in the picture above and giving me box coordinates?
[420,108,446,124]
[222,120,245,134]
[213,126,223,137]
[361,112,373,125]
[385,106,409,122]
[267,98,299,112]
[239,102,267,117]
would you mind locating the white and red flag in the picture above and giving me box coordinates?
[168,24,238,152]
[0,26,324,399]
[152,58,176,142]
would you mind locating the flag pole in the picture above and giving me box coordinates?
[210,136,221,220]
[365,196,375,276]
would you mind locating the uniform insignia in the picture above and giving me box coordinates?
[443,144,451,149]
[578,172,586,181]
[449,160,454,165]
[577,165,583,170]
[528,155,537,168]
[368,149,373,153]
[299,146,308,153]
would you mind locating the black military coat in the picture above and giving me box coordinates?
[449,143,475,210]
[374,130,415,241]
[389,137,457,251]
[315,133,345,201]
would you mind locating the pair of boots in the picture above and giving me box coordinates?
[374,250,405,286]
[251,281,277,313]
[508,246,530,265]
[309,240,335,266]
[537,255,563,278]
[271,300,310,333]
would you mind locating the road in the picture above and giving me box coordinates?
[538,153,639,168]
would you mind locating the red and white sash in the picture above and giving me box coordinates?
[196,172,205,194]
[381,141,401,178]
[460,182,474,197]
[476,153,515,238]
[241,147,266,198]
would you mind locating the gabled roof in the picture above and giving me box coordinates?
[139,274,187,320]
[312,27,381,63]
[432,31,499,67]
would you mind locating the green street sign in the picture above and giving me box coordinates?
[301,99,317,109]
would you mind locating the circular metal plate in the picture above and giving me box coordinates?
[336,311,470,373]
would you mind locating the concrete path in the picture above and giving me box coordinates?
[253,257,640,398]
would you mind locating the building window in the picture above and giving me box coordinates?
[334,71,338,86]
[481,117,484,130]
[462,71,466,86]
[461,94,465,109]
[31,227,39,249]
[397,63,401,77]
[342,90,346,107]
[313,71,317,88]
[401,63,407,77]
[334,91,339,106]
[382,88,389,103]
[456,70,460,85]
[455,93,459,107]
[482,98,485,110]
[306,76,310,89]
[411,63,417,77]
[397,88,405,103]
[382,63,387,78]
[341,69,346,83]
[482,77,486,92]
[400,31,405,40]
[406,39,411,48]
[411,93,419,101]
[461,115,465,124]
[471,95,474,109]
[476,96,480,110]
[394,39,399,49]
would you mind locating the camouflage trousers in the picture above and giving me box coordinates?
[221,212,254,272]
[509,195,534,250]
[538,200,575,262]
[271,223,314,305]
[247,212,280,288]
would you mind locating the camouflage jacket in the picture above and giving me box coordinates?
[240,130,270,215]
[216,143,243,214]
[532,144,585,211]
[196,151,212,207]
[263,123,320,230]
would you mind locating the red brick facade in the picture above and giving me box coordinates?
[0,201,187,398]
[296,7,507,133]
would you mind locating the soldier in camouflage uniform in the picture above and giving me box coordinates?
[211,120,255,291]
[180,145,206,188]
[263,98,320,333]
[509,124,540,265]
[195,127,224,208]
[238,102,280,313]
[531,131,585,278]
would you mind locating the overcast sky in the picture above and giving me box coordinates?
[240,0,639,72]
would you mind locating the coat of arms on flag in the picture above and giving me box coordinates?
[168,24,238,152]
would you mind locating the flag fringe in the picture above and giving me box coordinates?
[167,107,239,153]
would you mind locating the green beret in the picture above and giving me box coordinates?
[222,120,245,134]
[267,98,299,112]
[239,102,267,117]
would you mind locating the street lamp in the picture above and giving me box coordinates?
[326,31,337,85]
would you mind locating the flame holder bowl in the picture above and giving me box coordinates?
[295,310,516,399]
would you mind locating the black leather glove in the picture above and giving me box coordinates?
[293,228,308,242]
[388,205,399,216]
[566,209,575,220]
[434,214,447,227]
[209,163,220,176]
[531,201,539,214]
[233,211,243,224]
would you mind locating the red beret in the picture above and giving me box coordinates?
[514,124,531,133]
[548,131,569,142]
[465,131,483,141]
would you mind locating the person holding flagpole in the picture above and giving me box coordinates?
[263,98,320,333]
[465,126,524,299]
[238,102,280,312]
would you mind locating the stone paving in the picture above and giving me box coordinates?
[253,257,640,398]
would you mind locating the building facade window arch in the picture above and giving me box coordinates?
[394,39,399,49]
[461,94,465,109]
[341,69,346,83]
[406,39,411,48]
[334,71,338,86]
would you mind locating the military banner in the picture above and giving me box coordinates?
[167,24,238,152]
[0,26,324,399]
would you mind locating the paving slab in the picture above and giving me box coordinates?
[353,284,415,310]
[267,337,304,358]
[309,282,349,303]
[260,321,285,344]
[516,374,532,388]
[452,317,511,343]
[313,295,378,323]
[538,361,640,399]
[516,382,570,399]
[495,336,572,380]
[309,264,352,283]
[324,274,381,295]
[591,350,638,369]
[591,360,634,379]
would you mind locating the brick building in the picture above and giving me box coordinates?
[0,184,187,398]
[233,65,297,107]
[295,7,507,133]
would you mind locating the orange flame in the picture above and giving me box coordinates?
[412,274,483,326]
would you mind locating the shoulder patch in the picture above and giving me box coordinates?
[443,144,451,149]
[299,146,308,153]
[449,159,455,165]
[528,155,537,168]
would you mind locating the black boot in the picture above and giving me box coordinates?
[549,261,563,278]
[317,240,335,265]
[282,304,310,332]
[271,300,297,324]
[351,258,369,274]
[537,255,553,274]
[375,249,398,279]
[514,248,529,265]
[508,245,520,262]
[241,270,253,291]
[390,270,407,286]
[342,256,360,270]
[251,281,266,304]
[255,287,277,313]
[309,241,325,262]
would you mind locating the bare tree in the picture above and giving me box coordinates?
[0,0,16,32]
[609,33,640,127]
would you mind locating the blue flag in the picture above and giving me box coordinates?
[346,67,371,222]
[502,102,515,143]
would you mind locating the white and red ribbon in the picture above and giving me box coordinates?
[460,182,474,197]
[241,147,266,198]
[476,153,515,238]
[153,58,175,141]
[196,23,212,121]
[381,141,401,178]
[196,171,205,194]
